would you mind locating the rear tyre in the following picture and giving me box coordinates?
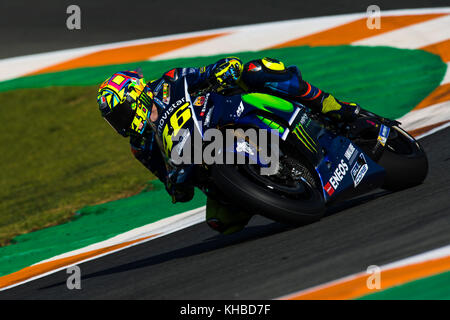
[378,126,428,191]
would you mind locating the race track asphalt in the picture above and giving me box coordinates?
[1,0,449,58]
[1,127,449,299]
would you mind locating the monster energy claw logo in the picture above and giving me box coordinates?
[292,124,317,153]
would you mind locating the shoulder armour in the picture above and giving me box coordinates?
[163,68,179,82]
[244,60,263,73]
[260,57,286,73]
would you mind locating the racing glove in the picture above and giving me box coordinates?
[209,58,243,90]
[321,94,360,122]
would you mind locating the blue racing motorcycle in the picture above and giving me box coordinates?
[174,80,428,225]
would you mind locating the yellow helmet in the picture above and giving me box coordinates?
[97,70,154,137]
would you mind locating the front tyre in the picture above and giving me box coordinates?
[378,126,428,191]
[211,159,325,225]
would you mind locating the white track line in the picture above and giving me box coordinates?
[37,206,206,264]
[441,63,450,85]
[150,15,358,60]
[278,243,450,299]
[354,15,450,49]
[397,101,450,130]
[0,206,206,291]
[0,30,227,82]
[0,48,99,82]
[415,121,450,139]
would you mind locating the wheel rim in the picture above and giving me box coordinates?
[238,152,318,201]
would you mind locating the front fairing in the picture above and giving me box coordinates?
[315,132,385,202]
[204,93,299,133]
[206,92,386,203]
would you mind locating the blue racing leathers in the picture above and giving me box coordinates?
[130,56,359,202]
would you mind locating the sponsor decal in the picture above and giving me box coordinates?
[200,93,210,117]
[194,96,205,107]
[204,106,214,127]
[157,97,186,132]
[328,159,349,190]
[292,124,317,153]
[236,102,244,117]
[344,143,356,161]
[180,68,195,77]
[349,149,358,165]
[351,153,369,187]
[162,83,170,104]
[324,182,335,196]
[377,124,390,146]
[153,96,165,109]
[299,113,309,126]
[154,79,164,95]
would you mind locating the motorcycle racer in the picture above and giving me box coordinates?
[96,57,360,234]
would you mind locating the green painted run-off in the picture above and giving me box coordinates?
[0,181,206,277]
[358,270,450,300]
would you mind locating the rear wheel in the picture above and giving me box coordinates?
[378,126,428,190]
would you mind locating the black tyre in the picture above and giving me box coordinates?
[211,153,325,225]
[378,126,428,191]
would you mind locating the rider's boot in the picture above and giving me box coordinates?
[205,197,253,235]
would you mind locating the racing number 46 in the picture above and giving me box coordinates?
[162,102,192,155]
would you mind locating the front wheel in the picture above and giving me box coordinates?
[211,152,325,225]
[378,126,428,191]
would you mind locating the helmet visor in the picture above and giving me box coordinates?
[102,101,136,137]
